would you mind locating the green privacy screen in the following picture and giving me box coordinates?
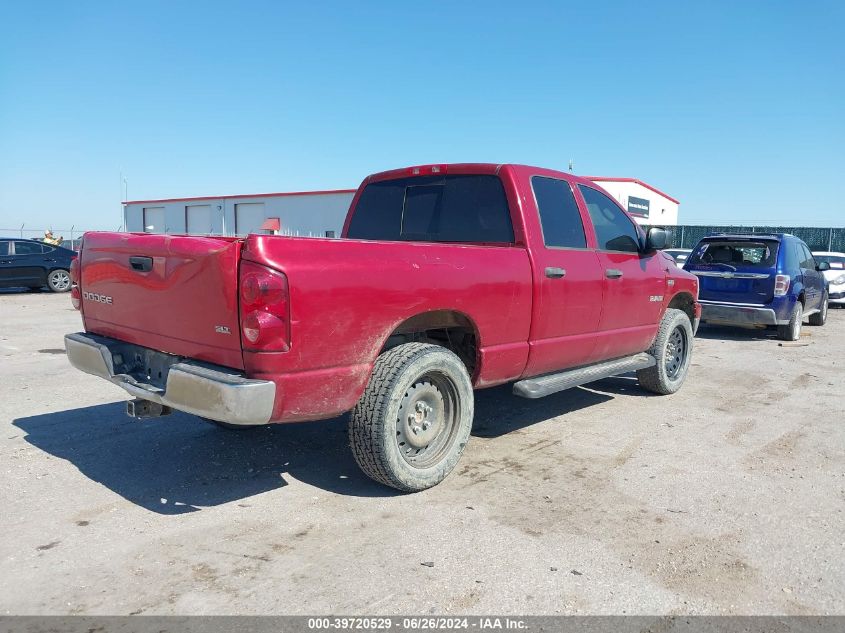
[647,225,845,252]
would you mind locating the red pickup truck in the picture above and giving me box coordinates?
[65,163,700,491]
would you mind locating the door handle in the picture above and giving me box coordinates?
[605,269,623,279]
[129,256,153,272]
[545,267,566,279]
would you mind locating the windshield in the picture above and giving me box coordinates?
[814,255,845,269]
[686,240,779,268]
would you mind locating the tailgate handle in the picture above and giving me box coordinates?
[129,256,153,272]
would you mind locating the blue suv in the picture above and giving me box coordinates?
[683,233,829,340]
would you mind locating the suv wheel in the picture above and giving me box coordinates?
[808,293,828,326]
[777,301,803,341]
[47,269,71,292]
[637,308,694,395]
[349,343,474,492]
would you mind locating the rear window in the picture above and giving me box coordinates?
[346,175,514,244]
[687,240,779,268]
[814,255,845,269]
[13,241,46,255]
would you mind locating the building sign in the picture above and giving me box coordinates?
[627,196,650,218]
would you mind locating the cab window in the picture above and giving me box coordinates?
[531,176,586,249]
[578,185,640,253]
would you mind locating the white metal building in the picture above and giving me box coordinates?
[587,177,680,226]
[123,176,679,238]
[123,189,357,238]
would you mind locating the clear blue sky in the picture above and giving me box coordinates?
[1,1,843,231]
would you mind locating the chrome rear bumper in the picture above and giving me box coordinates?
[64,332,275,426]
[699,301,780,326]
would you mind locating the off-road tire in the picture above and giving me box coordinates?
[777,301,803,341]
[47,269,71,292]
[808,293,828,326]
[637,308,694,395]
[349,343,474,492]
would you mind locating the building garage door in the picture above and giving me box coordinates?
[235,203,265,236]
[143,207,166,233]
[186,204,213,234]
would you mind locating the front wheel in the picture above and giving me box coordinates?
[349,343,474,492]
[47,269,71,292]
[637,308,694,395]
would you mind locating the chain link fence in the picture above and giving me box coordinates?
[647,225,845,252]
[5,224,845,254]
[0,227,116,252]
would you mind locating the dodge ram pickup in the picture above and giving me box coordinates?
[65,163,700,491]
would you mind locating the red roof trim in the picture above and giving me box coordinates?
[123,188,357,205]
[586,177,680,205]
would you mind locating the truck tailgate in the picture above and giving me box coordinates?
[79,232,244,370]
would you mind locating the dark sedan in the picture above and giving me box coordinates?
[0,238,76,292]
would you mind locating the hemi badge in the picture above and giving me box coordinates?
[667,279,675,287]
[215,325,231,335]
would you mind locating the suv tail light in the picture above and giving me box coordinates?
[239,261,290,352]
[774,274,790,297]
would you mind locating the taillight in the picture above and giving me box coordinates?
[239,261,290,352]
[69,256,79,284]
[774,274,790,297]
[69,256,81,310]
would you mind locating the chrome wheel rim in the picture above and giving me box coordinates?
[396,373,459,468]
[50,270,70,291]
[665,326,687,380]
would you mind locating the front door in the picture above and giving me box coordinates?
[523,176,604,376]
[576,185,665,361]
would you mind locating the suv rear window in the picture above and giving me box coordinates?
[347,175,514,244]
[687,240,779,268]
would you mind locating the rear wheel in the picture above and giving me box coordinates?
[349,343,474,492]
[808,293,828,326]
[47,269,71,292]
[777,301,803,340]
[637,308,693,395]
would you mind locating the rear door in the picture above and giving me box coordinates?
[576,184,665,360]
[79,232,244,369]
[798,243,825,309]
[8,241,48,286]
[685,238,778,305]
[522,175,603,376]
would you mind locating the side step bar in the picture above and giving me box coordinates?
[513,353,656,399]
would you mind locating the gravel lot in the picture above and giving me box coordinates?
[1,290,843,615]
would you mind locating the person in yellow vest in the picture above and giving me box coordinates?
[43,230,62,246]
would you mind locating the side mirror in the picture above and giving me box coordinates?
[644,227,668,251]
[817,261,830,272]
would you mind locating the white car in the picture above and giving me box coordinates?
[662,248,693,265]
[813,251,845,306]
